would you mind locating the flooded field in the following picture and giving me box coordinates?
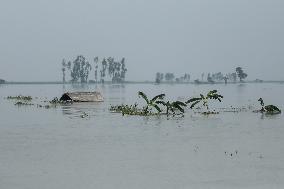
[1,83,284,189]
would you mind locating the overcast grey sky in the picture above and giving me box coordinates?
[0,0,283,81]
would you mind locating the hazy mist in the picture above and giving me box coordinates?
[0,0,283,81]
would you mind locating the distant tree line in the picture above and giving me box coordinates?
[156,73,191,83]
[61,55,127,84]
[0,79,5,84]
[155,67,248,84]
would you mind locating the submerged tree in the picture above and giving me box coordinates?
[165,73,175,82]
[62,59,67,83]
[236,67,248,82]
[100,58,108,83]
[120,58,127,82]
[63,55,127,84]
[67,55,92,83]
[207,73,214,83]
[107,57,127,83]
[212,72,224,81]
[94,57,99,83]
[155,72,164,83]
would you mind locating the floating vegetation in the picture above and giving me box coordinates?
[110,91,187,117]
[7,95,32,101]
[253,98,281,114]
[50,97,61,104]
[110,104,139,114]
[7,95,34,106]
[6,95,72,109]
[186,90,223,114]
[14,101,34,106]
[80,112,89,118]
[110,104,159,116]
[220,106,248,113]
[110,92,166,116]
[200,111,219,115]
[49,97,72,105]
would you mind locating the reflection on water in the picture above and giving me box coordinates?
[60,102,105,118]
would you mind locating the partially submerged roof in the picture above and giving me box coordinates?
[60,92,104,102]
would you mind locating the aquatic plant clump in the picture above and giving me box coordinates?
[110,104,159,116]
[7,95,32,101]
[14,101,34,106]
[254,98,281,114]
[110,91,188,117]
[49,97,72,105]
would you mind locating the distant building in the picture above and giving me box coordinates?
[0,79,5,84]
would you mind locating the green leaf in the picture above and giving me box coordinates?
[173,104,185,113]
[156,100,166,106]
[151,94,165,102]
[173,101,187,107]
[186,98,202,104]
[153,104,162,112]
[138,91,149,104]
[190,100,200,109]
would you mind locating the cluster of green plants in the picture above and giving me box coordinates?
[110,90,223,116]
[110,90,282,117]
[7,95,34,106]
[6,96,70,108]
[110,92,187,116]
[110,103,151,116]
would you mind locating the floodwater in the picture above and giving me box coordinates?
[0,83,284,189]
